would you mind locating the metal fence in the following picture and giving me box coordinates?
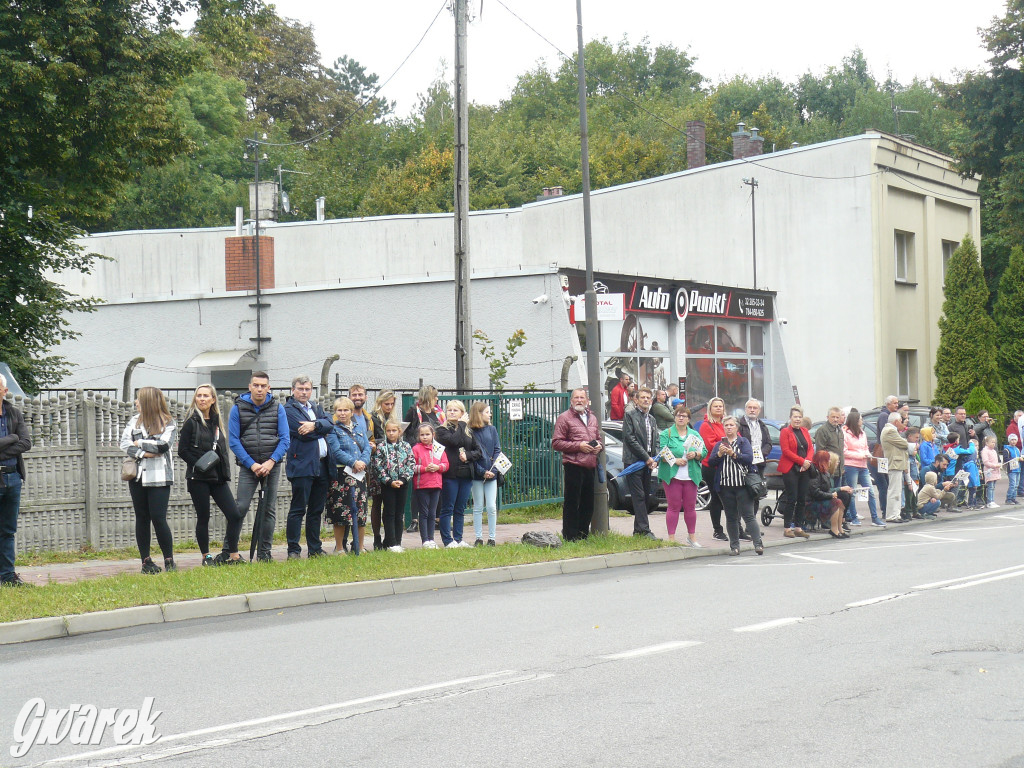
[400,391,569,510]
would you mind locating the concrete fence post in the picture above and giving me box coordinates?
[81,396,101,548]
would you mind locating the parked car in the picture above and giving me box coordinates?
[604,432,710,513]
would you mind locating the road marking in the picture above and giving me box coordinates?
[779,553,842,564]
[993,515,1024,522]
[804,541,949,554]
[845,593,918,608]
[942,570,1024,591]
[34,671,520,765]
[901,532,970,542]
[912,563,1024,590]
[601,640,702,660]
[935,524,1021,533]
[733,617,804,633]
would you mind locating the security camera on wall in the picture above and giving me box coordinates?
[779,318,789,325]
[532,294,549,304]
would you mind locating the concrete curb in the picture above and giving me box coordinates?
[0,510,990,646]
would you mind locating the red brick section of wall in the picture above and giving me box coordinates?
[225,236,275,291]
[686,120,706,169]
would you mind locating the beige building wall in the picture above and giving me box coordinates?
[870,138,980,407]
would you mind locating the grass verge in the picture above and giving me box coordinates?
[0,533,669,624]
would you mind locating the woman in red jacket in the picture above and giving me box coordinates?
[699,397,728,541]
[778,405,814,538]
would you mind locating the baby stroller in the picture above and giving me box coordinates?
[759,459,786,527]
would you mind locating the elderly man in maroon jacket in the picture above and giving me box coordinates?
[552,388,603,541]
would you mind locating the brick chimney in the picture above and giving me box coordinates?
[731,122,750,160]
[225,236,275,291]
[747,126,764,157]
[685,120,706,169]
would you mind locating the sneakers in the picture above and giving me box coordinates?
[202,554,215,566]
[164,558,177,572]
[388,545,405,553]
[446,541,461,549]
[458,540,473,548]
[712,531,728,541]
[0,573,28,587]
[871,521,887,527]
[487,540,496,546]
[422,541,438,550]
[141,557,162,575]
[308,549,328,559]
[474,539,485,547]
[213,551,244,565]
[987,502,1000,509]
[849,519,862,526]
[287,552,301,560]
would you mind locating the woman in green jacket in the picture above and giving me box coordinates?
[657,405,707,547]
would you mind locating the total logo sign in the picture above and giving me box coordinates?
[674,287,729,321]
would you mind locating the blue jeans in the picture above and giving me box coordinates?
[472,479,498,541]
[919,499,940,516]
[986,481,996,504]
[843,466,879,522]
[0,472,23,580]
[440,476,473,545]
[1007,472,1020,502]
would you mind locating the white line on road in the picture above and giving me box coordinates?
[901,532,971,542]
[733,617,804,633]
[779,553,843,564]
[35,671,520,765]
[942,570,1024,591]
[845,593,919,608]
[993,515,1024,522]
[912,563,1024,590]
[600,640,703,660]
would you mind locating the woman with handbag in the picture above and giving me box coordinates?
[120,386,177,574]
[778,405,814,539]
[656,405,707,547]
[707,416,763,555]
[468,401,502,546]
[807,450,853,538]
[178,384,245,565]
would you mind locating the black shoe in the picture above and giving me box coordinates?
[213,551,243,565]
[308,549,328,559]
[256,553,273,562]
[202,554,215,567]
[406,520,419,533]
[141,558,162,575]
[0,573,29,587]
[713,531,728,541]
[634,531,660,540]
[729,547,740,556]
[287,552,301,560]
[164,558,177,572]
[842,522,851,531]
[911,513,923,520]
[474,539,484,547]
[739,532,752,541]
[889,517,907,523]
[487,540,496,546]
[754,545,764,556]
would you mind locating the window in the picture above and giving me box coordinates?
[894,231,915,283]
[896,349,917,400]
[941,240,959,280]
[684,317,768,416]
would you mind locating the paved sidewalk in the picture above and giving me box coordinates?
[18,489,1018,585]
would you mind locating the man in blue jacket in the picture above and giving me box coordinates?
[229,371,290,562]
[284,375,334,559]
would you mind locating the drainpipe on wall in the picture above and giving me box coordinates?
[122,358,145,402]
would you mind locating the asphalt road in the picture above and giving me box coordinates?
[3,510,1024,768]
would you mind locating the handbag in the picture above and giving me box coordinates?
[744,470,768,500]
[121,456,139,482]
[194,449,220,473]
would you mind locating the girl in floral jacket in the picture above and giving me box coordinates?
[370,420,415,551]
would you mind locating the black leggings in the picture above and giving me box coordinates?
[188,478,245,553]
[381,483,408,547]
[129,483,173,561]
[780,467,810,528]
[701,464,724,533]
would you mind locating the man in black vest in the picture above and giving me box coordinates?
[228,371,290,561]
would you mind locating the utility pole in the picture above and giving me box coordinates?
[453,0,473,392]
[244,132,271,355]
[577,0,608,533]
[742,177,758,289]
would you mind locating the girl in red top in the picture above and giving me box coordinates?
[411,423,449,549]
[699,397,728,540]
[778,405,814,538]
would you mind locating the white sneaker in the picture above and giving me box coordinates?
[446,541,460,549]
[388,546,405,553]
[458,540,473,548]
[688,540,703,548]
[422,541,438,550]
[987,502,1000,509]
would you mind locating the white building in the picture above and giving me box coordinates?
[55,129,979,419]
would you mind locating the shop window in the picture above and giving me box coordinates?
[683,318,767,417]
[895,230,916,283]
[897,349,917,400]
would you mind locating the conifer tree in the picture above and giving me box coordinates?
[994,245,1024,410]
[934,236,1005,411]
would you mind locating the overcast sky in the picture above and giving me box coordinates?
[266,0,1007,115]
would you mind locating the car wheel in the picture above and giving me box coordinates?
[695,481,711,511]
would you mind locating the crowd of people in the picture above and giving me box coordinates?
[554,386,1023,555]
[116,375,507,574]
[0,367,1019,586]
